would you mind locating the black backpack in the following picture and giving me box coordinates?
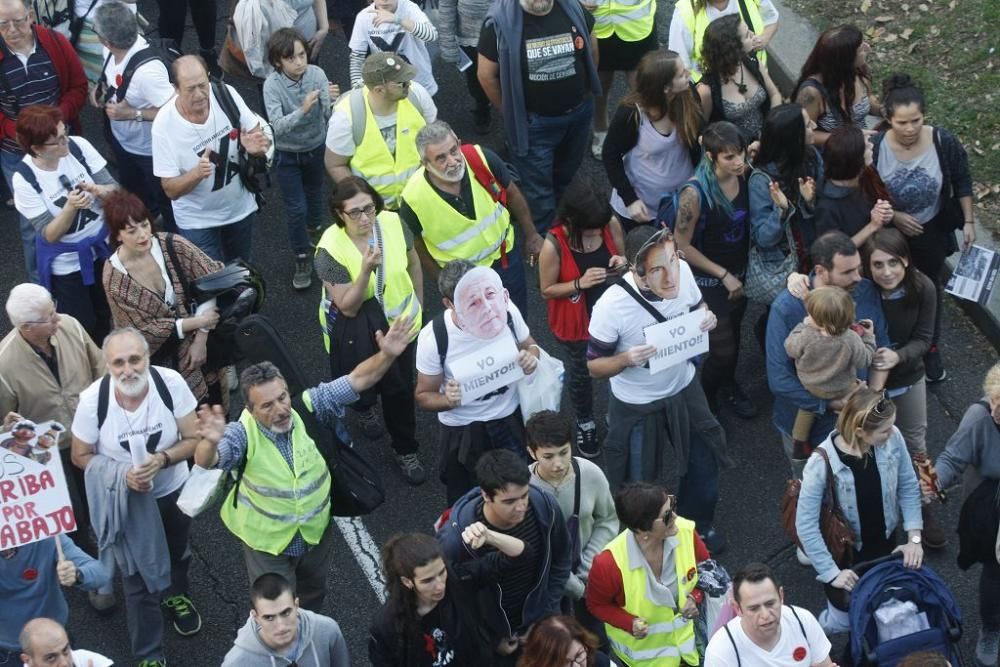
[97,38,182,105]
[211,81,269,207]
[11,137,94,194]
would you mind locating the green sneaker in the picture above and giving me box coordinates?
[137,660,166,667]
[161,593,202,636]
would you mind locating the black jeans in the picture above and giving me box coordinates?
[460,45,490,113]
[561,340,593,422]
[348,342,419,456]
[907,215,954,346]
[982,557,1000,631]
[156,0,217,51]
[699,284,747,404]
[49,263,112,345]
[60,447,93,554]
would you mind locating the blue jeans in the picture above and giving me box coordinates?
[273,145,327,256]
[491,242,528,316]
[2,148,38,282]
[180,212,255,263]
[507,98,594,235]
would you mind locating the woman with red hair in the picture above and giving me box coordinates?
[11,104,116,343]
[517,615,611,667]
[101,189,225,403]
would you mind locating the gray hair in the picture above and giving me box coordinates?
[5,283,53,327]
[240,362,285,407]
[102,326,150,356]
[93,1,138,51]
[415,120,458,161]
[438,259,475,301]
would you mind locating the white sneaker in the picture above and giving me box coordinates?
[591,131,607,159]
[977,629,1000,666]
[796,547,811,566]
[818,603,850,635]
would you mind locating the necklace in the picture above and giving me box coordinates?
[580,232,602,252]
[736,63,747,95]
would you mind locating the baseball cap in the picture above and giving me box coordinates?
[361,52,417,87]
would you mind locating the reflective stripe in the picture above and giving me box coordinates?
[235,490,331,523]
[436,202,506,251]
[353,165,419,187]
[385,292,419,320]
[609,637,696,661]
[241,468,330,500]
[646,617,695,633]
[602,3,653,23]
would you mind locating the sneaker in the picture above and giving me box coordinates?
[292,254,312,290]
[796,546,811,566]
[575,420,600,459]
[473,107,491,134]
[920,503,948,549]
[977,629,1000,666]
[161,593,201,636]
[591,131,607,160]
[924,345,947,383]
[88,590,117,616]
[137,661,166,667]
[699,527,727,554]
[396,453,427,485]
[357,406,385,439]
[727,384,758,419]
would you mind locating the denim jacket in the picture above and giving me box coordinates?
[796,427,923,583]
[748,152,824,262]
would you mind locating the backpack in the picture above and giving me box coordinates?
[431,311,518,372]
[97,38,182,105]
[211,81,271,206]
[30,0,72,33]
[96,366,174,430]
[11,138,94,194]
[656,178,708,249]
[461,144,507,207]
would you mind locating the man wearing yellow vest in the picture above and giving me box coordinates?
[399,120,542,315]
[667,0,780,80]
[324,53,437,210]
[192,316,412,612]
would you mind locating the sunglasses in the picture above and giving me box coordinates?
[862,390,891,425]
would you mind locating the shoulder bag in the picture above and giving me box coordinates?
[781,447,855,566]
[744,173,799,304]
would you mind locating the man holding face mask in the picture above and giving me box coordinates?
[415,260,540,504]
[587,226,732,554]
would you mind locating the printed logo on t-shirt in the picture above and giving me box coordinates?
[422,628,454,665]
[118,420,165,456]
[52,194,101,235]
[193,130,241,193]
[525,31,577,82]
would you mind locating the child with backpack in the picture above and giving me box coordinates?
[262,27,338,290]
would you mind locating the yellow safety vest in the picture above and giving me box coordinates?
[315,211,422,352]
[676,0,767,71]
[220,410,331,556]
[400,145,514,268]
[337,87,425,210]
[594,0,656,41]
[603,518,701,667]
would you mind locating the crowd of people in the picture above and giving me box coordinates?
[0,0,991,665]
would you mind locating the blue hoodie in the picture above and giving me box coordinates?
[437,485,571,639]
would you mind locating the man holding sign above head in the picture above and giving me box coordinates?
[587,226,732,554]
[415,260,540,504]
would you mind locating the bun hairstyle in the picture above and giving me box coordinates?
[881,73,926,119]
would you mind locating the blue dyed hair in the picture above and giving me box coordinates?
[695,121,746,218]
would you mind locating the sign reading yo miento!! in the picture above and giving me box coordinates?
[644,309,710,374]
[448,335,525,405]
[0,420,76,549]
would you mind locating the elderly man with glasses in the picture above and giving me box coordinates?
[0,0,88,282]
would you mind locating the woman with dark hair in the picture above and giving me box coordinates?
[796,388,923,634]
[587,482,709,667]
[871,74,975,384]
[603,50,704,233]
[102,190,224,403]
[12,105,116,345]
[313,175,426,484]
[517,615,611,667]
[793,25,881,147]
[861,228,946,548]
[370,530,527,666]
[814,125,894,247]
[696,15,781,146]
[539,182,626,456]
[673,121,755,419]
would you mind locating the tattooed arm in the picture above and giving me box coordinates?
[795,85,829,147]
[674,186,745,301]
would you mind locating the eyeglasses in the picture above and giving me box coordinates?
[566,646,589,666]
[390,80,411,89]
[0,15,30,31]
[343,204,377,221]
[42,133,68,147]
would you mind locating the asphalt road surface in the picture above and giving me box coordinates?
[0,2,997,665]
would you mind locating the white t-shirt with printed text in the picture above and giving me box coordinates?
[151,84,260,230]
[102,36,176,156]
[349,0,438,95]
[588,264,702,404]
[11,137,108,276]
[72,366,197,498]
[415,303,530,427]
[704,605,832,667]
[325,82,437,158]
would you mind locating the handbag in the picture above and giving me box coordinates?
[744,215,798,305]
[516,345,564,424]
[781,447,856,566]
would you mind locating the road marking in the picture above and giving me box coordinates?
[334,516,387,603]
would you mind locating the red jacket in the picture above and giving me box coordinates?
[0,25,88,143]
[586,531,709,632]
[546,223,619,342]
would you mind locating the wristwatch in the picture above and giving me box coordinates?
[910,535,922,545]
[134,109,143,122]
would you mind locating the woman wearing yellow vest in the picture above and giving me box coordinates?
[587,482,710,666]
[314,176,426,484]
[667,0,780,81]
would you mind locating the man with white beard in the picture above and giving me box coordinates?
[71,327,201,667]
[399,120,541,315]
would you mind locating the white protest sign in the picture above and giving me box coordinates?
[645,309,710,374]
[0,420,76,549]
[449,335,524,405]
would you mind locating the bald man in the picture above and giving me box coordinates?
[151,55,271,263]
[19,618,112,667]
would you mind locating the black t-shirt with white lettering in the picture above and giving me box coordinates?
[478,4,595,116]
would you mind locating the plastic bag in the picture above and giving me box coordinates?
[232,0,297,78]
[176,465,226,517]
[874,599,929,643]
[517,346,564,424]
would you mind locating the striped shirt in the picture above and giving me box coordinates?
[0,40,60,154]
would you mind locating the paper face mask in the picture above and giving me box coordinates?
[453,267,510,339]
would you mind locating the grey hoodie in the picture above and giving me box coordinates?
[221,608,350,667]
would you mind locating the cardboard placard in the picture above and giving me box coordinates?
[449,335,524,405]
[645,309,710,374]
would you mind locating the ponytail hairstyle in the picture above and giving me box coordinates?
[836,388,897,457]
[623,50,703,151]
[756,103,816,199]
[381,533,445,642]
[695,121,746,218]
[557,179,612,251]
[796,25,866,120]
[881,73,926,119]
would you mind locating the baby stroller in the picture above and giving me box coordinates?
[848,556,963,666]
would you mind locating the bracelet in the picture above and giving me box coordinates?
[965,220,975,225]
[159,450,171,468]
[573,278,581,292]
[719,270,729,281]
